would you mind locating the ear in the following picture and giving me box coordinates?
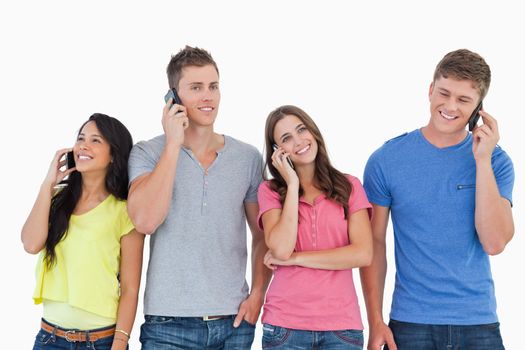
[428,82,434,102]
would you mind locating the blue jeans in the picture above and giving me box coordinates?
[262,323,363,349]
[386,319,505,350]
[32,319,119,350]
[140,315,255,349]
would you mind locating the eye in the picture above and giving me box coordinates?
[210,84,219,90]
[298,126,307,133]
[459,99,469,103]
[439,92,449,97]
[282,136,290,143]
[191,86,201,91]
[76,136,84,142]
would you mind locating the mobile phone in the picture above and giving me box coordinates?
[468,101,483,132]
[66,151,76,169]
[272,144,294,169]
[164,88,183,106]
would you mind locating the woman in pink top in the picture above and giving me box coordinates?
[258,105,373,349]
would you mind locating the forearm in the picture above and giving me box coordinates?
[250,233,272,298]
[128,146,181,234]
[360,240,387,326]
[265,184,299,259]
[111,289,139,350]
[21,182,54,254]
[292,244,371,270]
[475,160,514,255]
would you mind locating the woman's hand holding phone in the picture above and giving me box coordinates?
[272,145,298,186]
[162,97,189,148]
[46,148,76,189]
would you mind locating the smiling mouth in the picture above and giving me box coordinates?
[78,155,92,160]
[440,111,458,120]
[198,107,214,112]
[296,144,311,155]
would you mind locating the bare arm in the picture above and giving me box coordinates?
[473,111,514,255]
[21,148,75,254]
[111,229,145,350]
[233,202,272,327]
[262,147,300,260]
[127,101,188,234]
[265,209,373,270]
[359,204,397,350]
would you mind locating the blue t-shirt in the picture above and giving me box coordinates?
[364,129,514,325]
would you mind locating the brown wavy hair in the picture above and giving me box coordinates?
[263,105,352,218]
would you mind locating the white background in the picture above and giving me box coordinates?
[1,1,523,349]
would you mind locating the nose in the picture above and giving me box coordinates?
[444,98,459,112]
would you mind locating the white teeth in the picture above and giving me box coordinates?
[78,156,91,160]
[199,107,213,111]
[441,111,457,120]
[296,145,310,155]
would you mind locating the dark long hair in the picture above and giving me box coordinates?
[44,113,133,268]
[263,105,352,218]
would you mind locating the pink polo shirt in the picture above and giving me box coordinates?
[257,175,371,331]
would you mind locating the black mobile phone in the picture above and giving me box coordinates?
[164,88,183,106]
[468,101,483,132]
[66,151,75,169]
[273,144,294,169]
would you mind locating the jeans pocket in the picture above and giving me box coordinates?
[332,329,364,347]
[262,324,291,348]
[35,329,54,345]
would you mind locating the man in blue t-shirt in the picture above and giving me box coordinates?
[362,49,514,350]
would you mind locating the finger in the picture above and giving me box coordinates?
[233,308,246,328]
[479,110,497,128]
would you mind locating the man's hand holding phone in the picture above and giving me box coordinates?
[272,144,298,186]
[163,89,188,148]
[471,109,500,162]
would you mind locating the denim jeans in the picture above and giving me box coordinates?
[262,323,363,349]
[386,319,505,350]
[32,319,120,350]
[139,315,255,349]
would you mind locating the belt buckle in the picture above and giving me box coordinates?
[65,330,77,342]
[203,316,221,321]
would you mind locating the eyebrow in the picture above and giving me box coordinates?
[188,81,219,86]
[78,133,103,138]
[437,88,474,101]
[278,123,306,141]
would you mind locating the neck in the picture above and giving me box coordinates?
[421,124,468,148]
[80,173,109,200]
[184,125,222,155]
[296,163,317,189]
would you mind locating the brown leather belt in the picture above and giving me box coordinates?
[41,321,115,342]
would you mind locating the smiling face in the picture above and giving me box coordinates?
[73,121,112,175]
[273,114,318,166]
[427,76,482,141]
[177,64,220,127]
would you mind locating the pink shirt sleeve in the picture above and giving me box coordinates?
[257,181,282,230]
[348,175,373,218]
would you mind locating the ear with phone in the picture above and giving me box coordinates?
[272,144,294,169]
[468,101,483,131]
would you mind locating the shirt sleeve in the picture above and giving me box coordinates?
[363,148,392,207]
[119,201,135,238]
[244,149,264,203]
[257,181,282,230]
[128,140,159,186]
[348,176,373,218]
[492,147,514,205]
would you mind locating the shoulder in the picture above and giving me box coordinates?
[368,130,416,161]
[132,135,165,153]
[225,135,260,155]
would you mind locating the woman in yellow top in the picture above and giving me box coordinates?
[22,113,144,350]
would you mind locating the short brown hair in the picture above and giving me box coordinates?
[433,49,491,100]
[166,46,219,89]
